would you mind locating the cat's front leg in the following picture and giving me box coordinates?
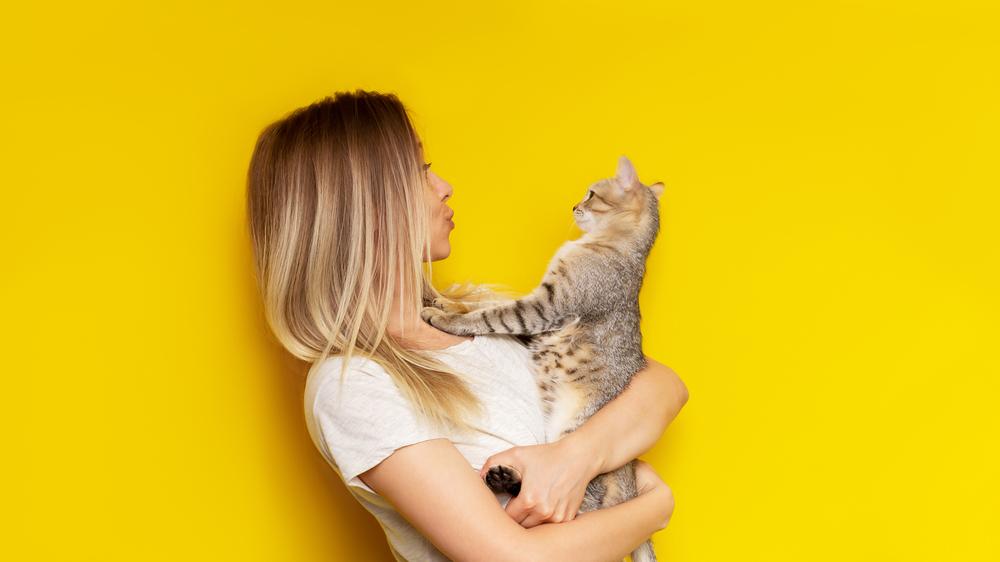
[422,295,568,336]
[420,306,487,336]
[429,296,513,314]
[419,306,493,336]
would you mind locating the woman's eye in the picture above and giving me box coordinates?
[423,162,433,171]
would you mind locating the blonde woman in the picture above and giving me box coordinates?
[246,89,689,562]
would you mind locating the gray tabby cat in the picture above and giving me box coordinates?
[421,155,665,562]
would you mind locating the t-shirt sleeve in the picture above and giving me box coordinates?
[308,355,449,493]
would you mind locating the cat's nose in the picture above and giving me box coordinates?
[572,204,578,212]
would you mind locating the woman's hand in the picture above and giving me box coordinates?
[633,459,664,495]
[633,459,675,531]
[360,438,677,562]
[479,436,600,528]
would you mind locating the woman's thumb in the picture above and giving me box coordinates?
[479,448,519,479]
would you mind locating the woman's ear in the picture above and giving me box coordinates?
[649,182,665,199]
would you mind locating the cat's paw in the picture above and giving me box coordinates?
[420,306,447,324]
[484,464,523,496]
[431,297,470,314]
[421,306,463,331]
[422,307,479,336]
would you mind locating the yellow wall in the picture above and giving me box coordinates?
[4,1,998,560]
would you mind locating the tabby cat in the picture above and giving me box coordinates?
[421,155,665,562]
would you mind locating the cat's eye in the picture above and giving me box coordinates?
[586,190,595,200]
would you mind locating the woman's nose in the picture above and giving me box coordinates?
[440,180,454,201]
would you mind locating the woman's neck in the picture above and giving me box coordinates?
[386,300,471,351]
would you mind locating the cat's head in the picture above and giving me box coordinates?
[572,155,664,234]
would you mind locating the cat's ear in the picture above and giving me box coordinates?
[615,155,639,192]
[649,182,665,199]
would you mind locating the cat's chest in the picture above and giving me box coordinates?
[522,323,601,436]
[548,236,621,265]
[545,239,638,286]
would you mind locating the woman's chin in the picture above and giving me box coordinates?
[428,243,451,262]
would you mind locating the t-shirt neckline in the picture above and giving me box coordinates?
[430,334,478,353]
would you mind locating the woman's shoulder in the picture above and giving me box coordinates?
[303,353,451,493]
[305,354,400,424]
[306,354,392,403]
[312,353,387,382]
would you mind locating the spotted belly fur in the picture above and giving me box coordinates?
[528,319,601,441]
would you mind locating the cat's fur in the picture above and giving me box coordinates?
[421,156,664,562]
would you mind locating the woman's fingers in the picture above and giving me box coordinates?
[566,495,582,521]
[483,442,593,528]
[519,512,547,528]
[505,489,556,528]
[511,499,554,528]
[633,459,666,495]
[523,501,578,527]
[503,491,532,523]
[505,491,579,528]
[548,502,574,524]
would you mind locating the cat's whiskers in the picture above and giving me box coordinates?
[564,213,580,239]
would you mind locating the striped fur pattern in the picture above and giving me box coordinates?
[421,156,665,561]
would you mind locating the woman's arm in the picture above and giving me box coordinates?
[360,438,674,562]
[480,356,688,526]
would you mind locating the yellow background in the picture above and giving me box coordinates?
[4,1,998,560]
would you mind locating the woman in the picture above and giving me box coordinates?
[246,89,689,561]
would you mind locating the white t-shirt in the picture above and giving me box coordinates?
[303,333,548,562]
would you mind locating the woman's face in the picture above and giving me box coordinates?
[420,144,455,262]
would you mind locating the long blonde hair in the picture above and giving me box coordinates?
[246,89,481,431]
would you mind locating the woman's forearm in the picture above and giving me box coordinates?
[523,484,673,562]
[566,357,688,475]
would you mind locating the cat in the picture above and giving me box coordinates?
[421,155,665,562]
